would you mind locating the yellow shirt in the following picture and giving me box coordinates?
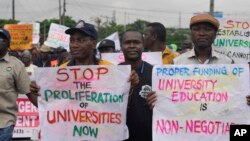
[162,47,179,64]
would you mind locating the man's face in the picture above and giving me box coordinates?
[20,55,31,67]
[121,31,143,61]
[0,34,9,55]
[191,23,217,50]
[69,32,96,60]
[143,26,154,51]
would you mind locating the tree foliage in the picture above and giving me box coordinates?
[0,17,190,49]
[166,28,190,48]
[0,19,19,27]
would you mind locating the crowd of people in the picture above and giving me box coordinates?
[0,13,249,141]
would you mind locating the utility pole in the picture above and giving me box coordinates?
[112,10,116,23]
[178,12,181,28]
[62,0,66,25]
[124,12,127,31]
[59,0,62,24]
[12,0,15,20]
[209,0,214,16]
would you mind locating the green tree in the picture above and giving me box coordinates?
[39,16,76,44]
[0,19,19,27]
[166,28,190,50]
[126,19,149,33]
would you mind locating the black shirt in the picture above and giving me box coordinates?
[121,61,153,141]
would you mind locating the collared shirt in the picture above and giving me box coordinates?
[162,47,179,64]
[0,53,30,128]
[173,48,234,64]
[60,59,113,67]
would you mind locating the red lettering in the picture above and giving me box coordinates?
[194,120,201,133]
[242,22,250,29]
[118,54,125,63]
[171,91,178,102]
[97,67,108,80]
[70,68,80,80]
[224,20,234,29]
[86,111,93,123]
[83,68,94,80]
[116,113,121,124]
[57,68,69,82]
[47,111,56,124]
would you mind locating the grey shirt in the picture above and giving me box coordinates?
[0,53,30,128]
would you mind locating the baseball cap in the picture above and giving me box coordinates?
[65,20,98,40]
[98,39,115,49]
[190,14,220,30]
[0,28,11,40]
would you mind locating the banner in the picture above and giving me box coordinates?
[36,66,131,141]
[44,23,70,51]
[19,22,40,44]
[213,18,250,63]
[31,22,40,44]
[101,52,162,65]
[13,95,39,139]
[152,64,250,141]
[4,24,33,50]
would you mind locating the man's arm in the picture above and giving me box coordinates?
[26,93,38,107]
[26,81,41,107]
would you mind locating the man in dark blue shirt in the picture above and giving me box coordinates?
[120,30,153,141]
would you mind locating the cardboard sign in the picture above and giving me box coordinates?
[36,66,131,141]
[13,95,39,139]
[152,64,250,141]
[4,24,33,50]
[213,18,250,63]
[101,52,162,65]
[44,23,70,51]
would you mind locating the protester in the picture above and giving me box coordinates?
[98,39,116,53]
[179,39,193,54]
[0,28,38,140]
[143,22,179,64]
[33,44,54,67]
[120,30,153,141]
[147,14,235,109]
[20,50,38,80]
[30,20,138,99]
[173,14,234,64]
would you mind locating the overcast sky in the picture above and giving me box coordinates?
[0,0,250,28]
